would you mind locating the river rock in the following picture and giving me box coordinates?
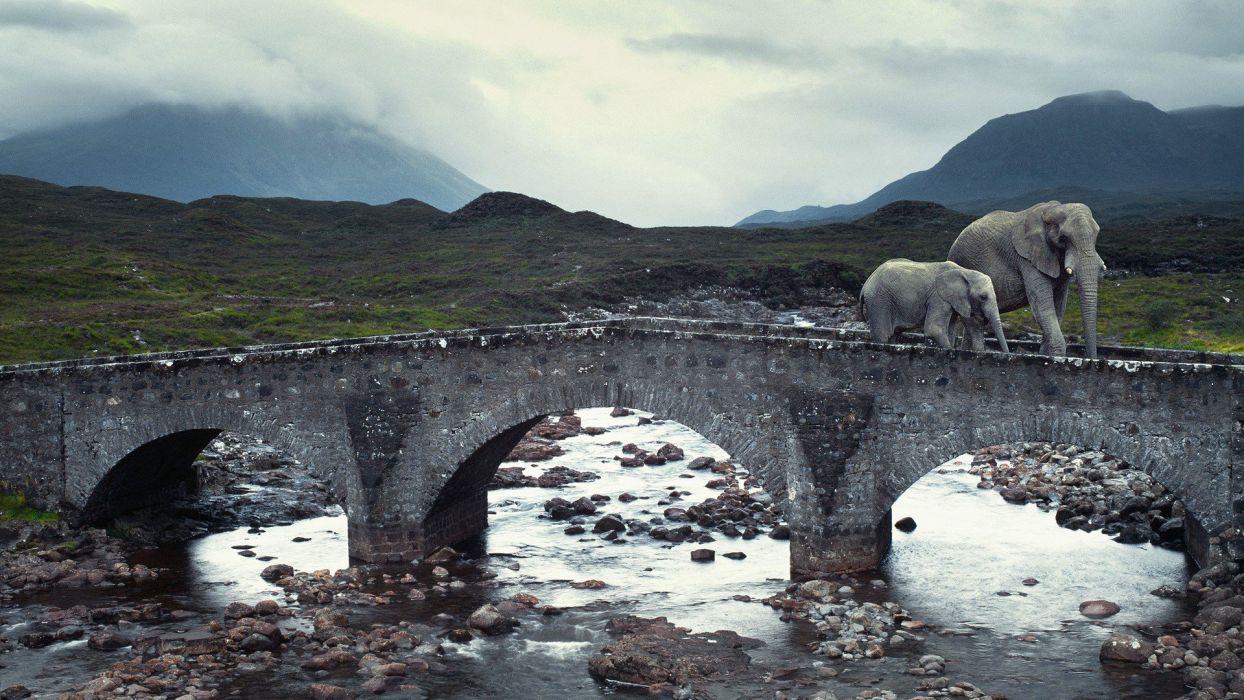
[467,604,518,635]
[239,632,276,652]
[1000,487,1029,503]
[425,546,458,563]
[224,601,255,619]
[657,443,685,461]
[593,514,626,533]
[506,436,564,462]
[313,608,349,631]
[1100,634,1154,663]
[301,649,357,670]
[18,630,55,648]
[253,599,281,616]
[1079,600,1121,618]
[690,548,715,562]
[571,497,597,515]
[610,407,633,417]
[894,517,917,532]
[260,563,294,581]
[688,456,715,470]
[587,616,758,688]
[309,683,355,700]
[87,629,129,650]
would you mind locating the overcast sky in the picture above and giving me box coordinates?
[2,0,1243,225]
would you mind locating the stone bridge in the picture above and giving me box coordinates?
[1,318,1240,574]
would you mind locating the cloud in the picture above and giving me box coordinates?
[0,0,1242,225]
[0,0,129,32]
[625,33,820,68]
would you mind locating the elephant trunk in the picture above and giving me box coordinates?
[988,308,1009,353]
[1076,253,1102,359]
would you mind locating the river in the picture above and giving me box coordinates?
[0,407,1192,698]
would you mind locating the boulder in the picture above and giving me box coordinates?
[260,564,294,581]
[690,549,716,562]
[571,497,597,515]
[87,629,129,651]
[1100,634,1153,663]
[1000,487,1029,503]
[688,457,715,471]
[240,632,276,652]
[467,604,519,635]
[425,546,458,563]
[657,443,685,461]
[224,601,255,619]
[301,649,358,670]
[593,514,626,533]
[894,517,917,533]
[1079,600,1121,619]
[253,599,281,616]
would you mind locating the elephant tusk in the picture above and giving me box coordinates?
[1065,267,1074,276]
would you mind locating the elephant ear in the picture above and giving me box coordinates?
[1012,203,1062,278]
[935,269,972,318]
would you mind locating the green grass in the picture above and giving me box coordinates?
[0,492,60,523]
[1003,274,1244,352]
[0,175,1241,362]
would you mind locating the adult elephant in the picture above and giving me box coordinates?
[948,201,1106,358]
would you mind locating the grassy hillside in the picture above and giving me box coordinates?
[0,176,1240,363]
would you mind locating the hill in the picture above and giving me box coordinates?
[739,91,1244,227]
[0,176,1239,363]
[0,103,487,211]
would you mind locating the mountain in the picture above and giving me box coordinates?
[738,91,1244,227]
[0,103,488,211]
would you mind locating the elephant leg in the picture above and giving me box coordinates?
[867,312,894,343]
[1022,268,1065,356]
[1042,278,1070,354]
[924,306,955,349]
[961,317,985,351]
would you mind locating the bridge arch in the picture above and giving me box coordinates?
[68,404,362,525]
[835,406,1232,571]
[354,377,803,562]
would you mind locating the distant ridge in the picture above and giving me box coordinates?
[0,103,488,211]
[738,91,1244,227]
[438,191,630,230]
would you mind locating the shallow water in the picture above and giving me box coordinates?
[1,408,1192,698]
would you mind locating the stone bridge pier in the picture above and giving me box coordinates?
[0,318,1240,575]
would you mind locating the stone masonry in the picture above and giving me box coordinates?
[0,318,1240,574]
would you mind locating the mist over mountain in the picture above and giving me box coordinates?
[0,104,488,211]
[739,91,1244,227]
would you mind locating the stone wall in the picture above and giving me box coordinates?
[0,318,1239,574]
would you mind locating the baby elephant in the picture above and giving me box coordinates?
[860,259,1009,352]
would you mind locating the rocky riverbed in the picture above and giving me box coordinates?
[970,442,1188,550]
[0,412,1221,699]
[959,443,1244,699]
